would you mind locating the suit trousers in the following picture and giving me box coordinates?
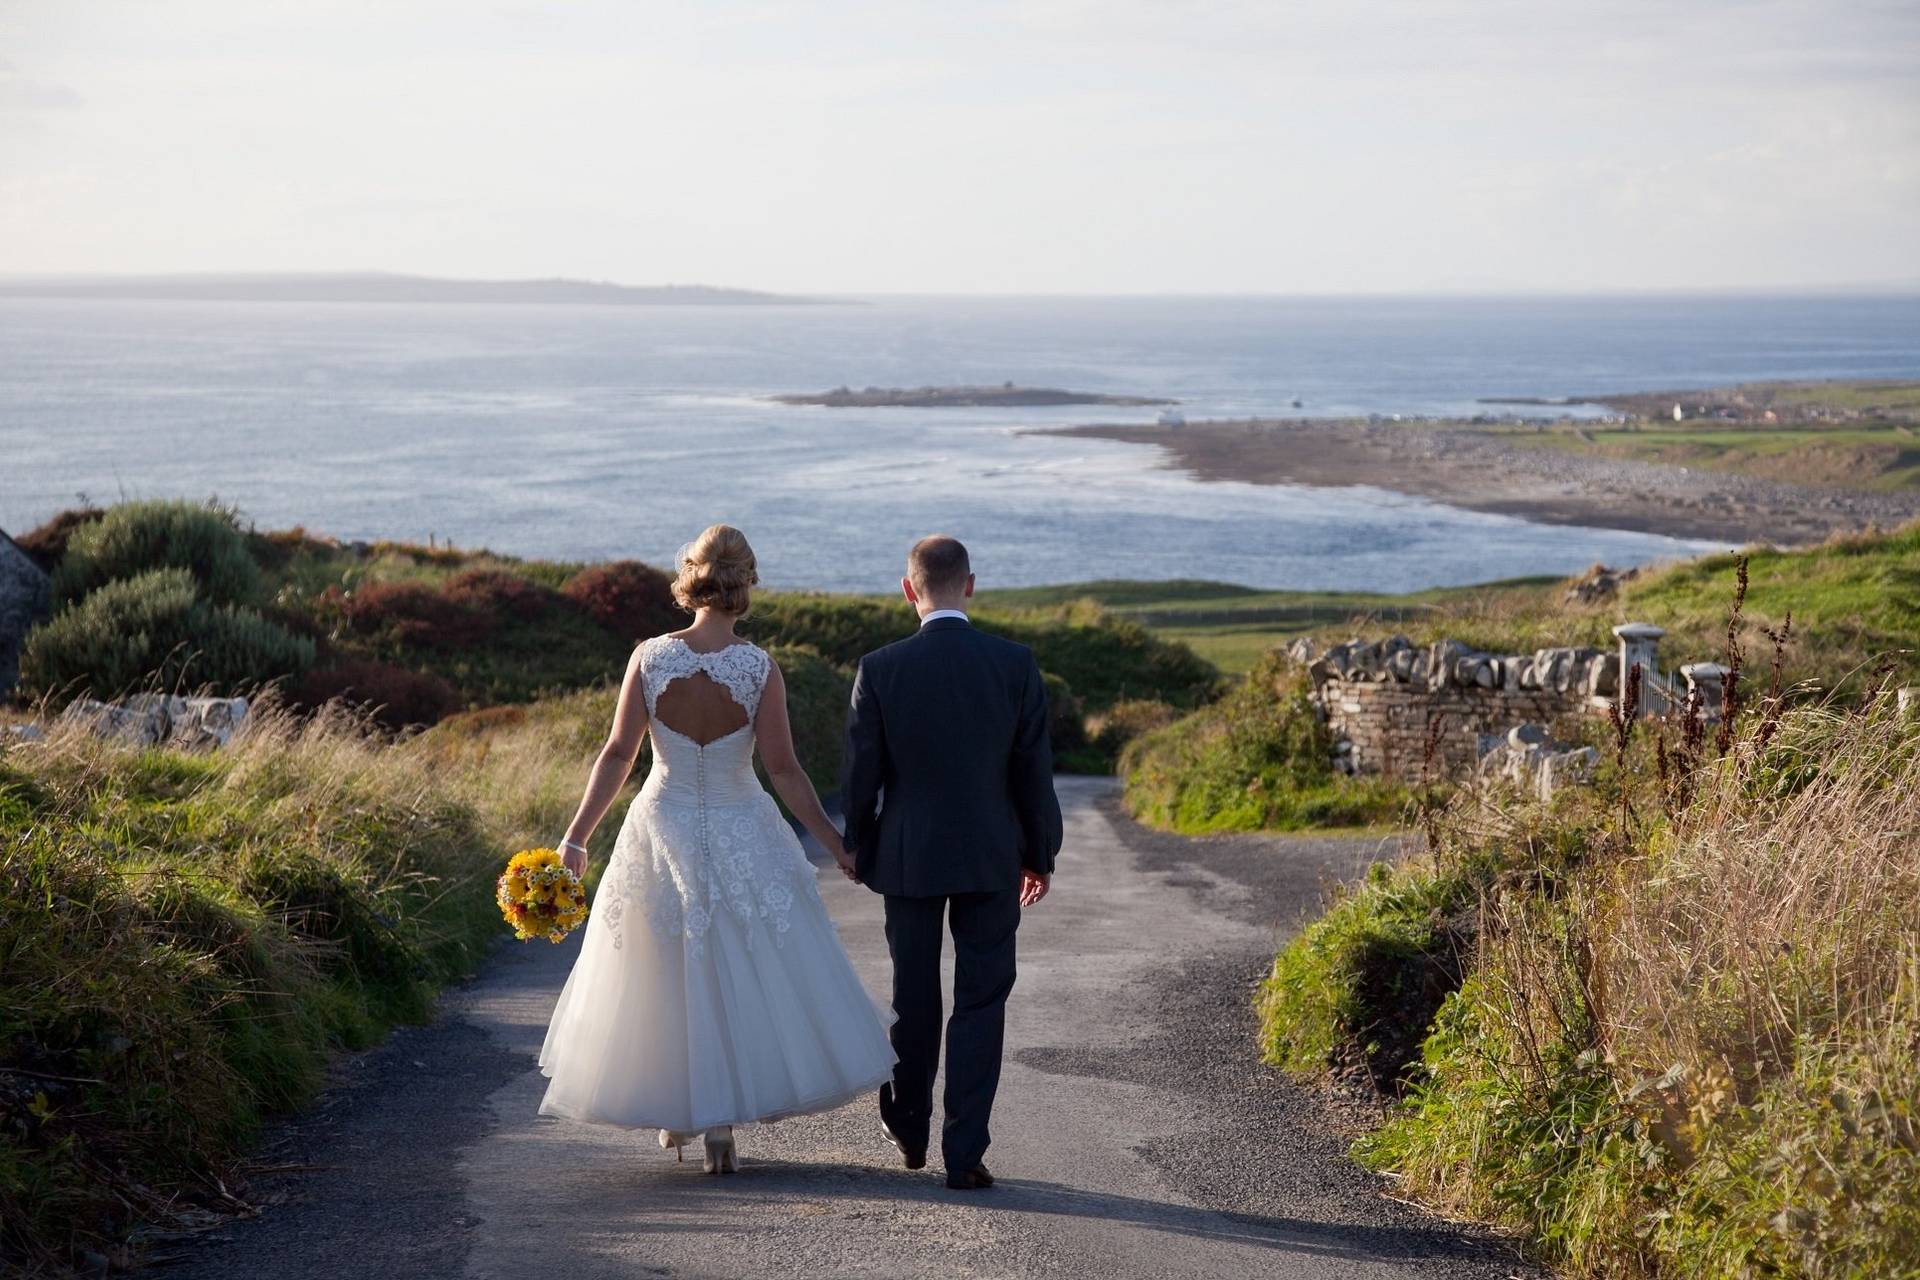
[882,889,1021,1170]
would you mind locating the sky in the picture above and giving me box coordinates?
[2,0,1917,294]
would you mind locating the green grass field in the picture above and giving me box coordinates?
[977,577,1565,674]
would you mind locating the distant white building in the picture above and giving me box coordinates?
[1673,402,1685,421]
[1157,408,1185,427]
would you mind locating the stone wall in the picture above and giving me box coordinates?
[1295,635,1616,779]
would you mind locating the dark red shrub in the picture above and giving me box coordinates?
[561,561,682,641]
[442,569,559,622]
[340,580,495,649]
[11,506,105,574]
[289,659,464,732]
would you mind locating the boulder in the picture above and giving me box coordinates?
[60,694,249,748]
[0,530,53,700]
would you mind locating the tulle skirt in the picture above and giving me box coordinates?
[537,795,896,1133]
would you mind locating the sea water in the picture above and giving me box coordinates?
[5,292,1916,592]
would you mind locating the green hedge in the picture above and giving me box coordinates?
[19,568,314,706]
[1121,652,1406,832]
[52,499,263,606]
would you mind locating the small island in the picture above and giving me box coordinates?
[772,384,1176,408]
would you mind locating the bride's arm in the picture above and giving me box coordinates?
[558,647,650,877]
[756,661,858,881]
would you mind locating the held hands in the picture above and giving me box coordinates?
[828,828,860,883]
[1019,870,1050,907]
[831,846,861,883]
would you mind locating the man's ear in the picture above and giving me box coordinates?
[962,573,976,599]
[901,576,918,606]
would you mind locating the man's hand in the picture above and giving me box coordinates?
[560,841,588,879]
[1019,870,1050,907]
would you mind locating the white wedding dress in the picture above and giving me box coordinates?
[537,635,896,1133]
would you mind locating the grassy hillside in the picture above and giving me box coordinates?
[1258,691,1920,1277]
[0,702,622,1273]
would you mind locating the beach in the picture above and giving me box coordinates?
[1045,417,1920,546]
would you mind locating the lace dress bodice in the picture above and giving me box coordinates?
[599,636,810,958]
[638,636,771,805]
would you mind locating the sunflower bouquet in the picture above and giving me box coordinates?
[497,848,589,943]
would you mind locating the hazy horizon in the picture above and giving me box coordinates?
[2,268,1918,301]
[4,1,1917,294]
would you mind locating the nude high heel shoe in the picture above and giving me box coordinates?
[658,1129,697,1162]
[702,1125,737,1174]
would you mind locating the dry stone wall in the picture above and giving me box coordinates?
[1292,635,1616,778]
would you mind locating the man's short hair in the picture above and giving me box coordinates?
[907,535,971,598]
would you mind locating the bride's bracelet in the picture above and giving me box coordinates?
[561,838,589,855]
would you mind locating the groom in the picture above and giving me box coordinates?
[840,535,1063,1190]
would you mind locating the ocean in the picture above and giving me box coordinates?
[5,292,1917,592]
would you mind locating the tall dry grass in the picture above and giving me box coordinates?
[1363,699,1920,1277]
[0,693,620,1274]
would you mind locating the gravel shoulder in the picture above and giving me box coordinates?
[171,778,1535,1280]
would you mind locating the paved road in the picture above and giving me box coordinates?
[177,778,1532,1280]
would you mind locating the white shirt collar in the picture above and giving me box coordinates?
[920,608,970,626]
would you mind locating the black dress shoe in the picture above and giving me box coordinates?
[945,1165,994,1190]
[877,1084,927,1170]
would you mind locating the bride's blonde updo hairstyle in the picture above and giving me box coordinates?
[672,524,759,616]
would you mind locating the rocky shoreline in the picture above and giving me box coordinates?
[1045,418,1920,545]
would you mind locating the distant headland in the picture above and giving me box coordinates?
[0,272,837,306]
[774,384,1176,408]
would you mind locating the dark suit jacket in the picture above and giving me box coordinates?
[840,616,1063,898]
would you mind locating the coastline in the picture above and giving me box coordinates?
[1043,418,1920,546]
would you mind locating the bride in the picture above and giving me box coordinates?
[536,524,895,1173]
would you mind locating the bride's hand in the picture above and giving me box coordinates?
[560,840,588,879]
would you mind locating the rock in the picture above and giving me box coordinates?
[1286,637,1317,666]
[1564,563,1640,606]
[63,697,169,745]
[60,694,249,748]
[1472,660,1498,688]
[1508,723,1550,747]
[0,529,53,700]
[1538,747,1599,802]
[3,722,44,743]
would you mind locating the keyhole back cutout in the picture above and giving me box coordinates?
[652,670,752,746]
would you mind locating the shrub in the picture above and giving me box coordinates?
[335,580,495,649]
[746,595,1219,713]
[1324,698,1920,1277]
[10,506,103,574]
[763,644,854,794]
[1089,698,1179,758]
[52,499,263,606]
[1259,854,1490,1091]
[1122,652,1407,832]
[443,568,561,622]
[288,659,464,732]
[561,561,682,641]
[19,568,315,705]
